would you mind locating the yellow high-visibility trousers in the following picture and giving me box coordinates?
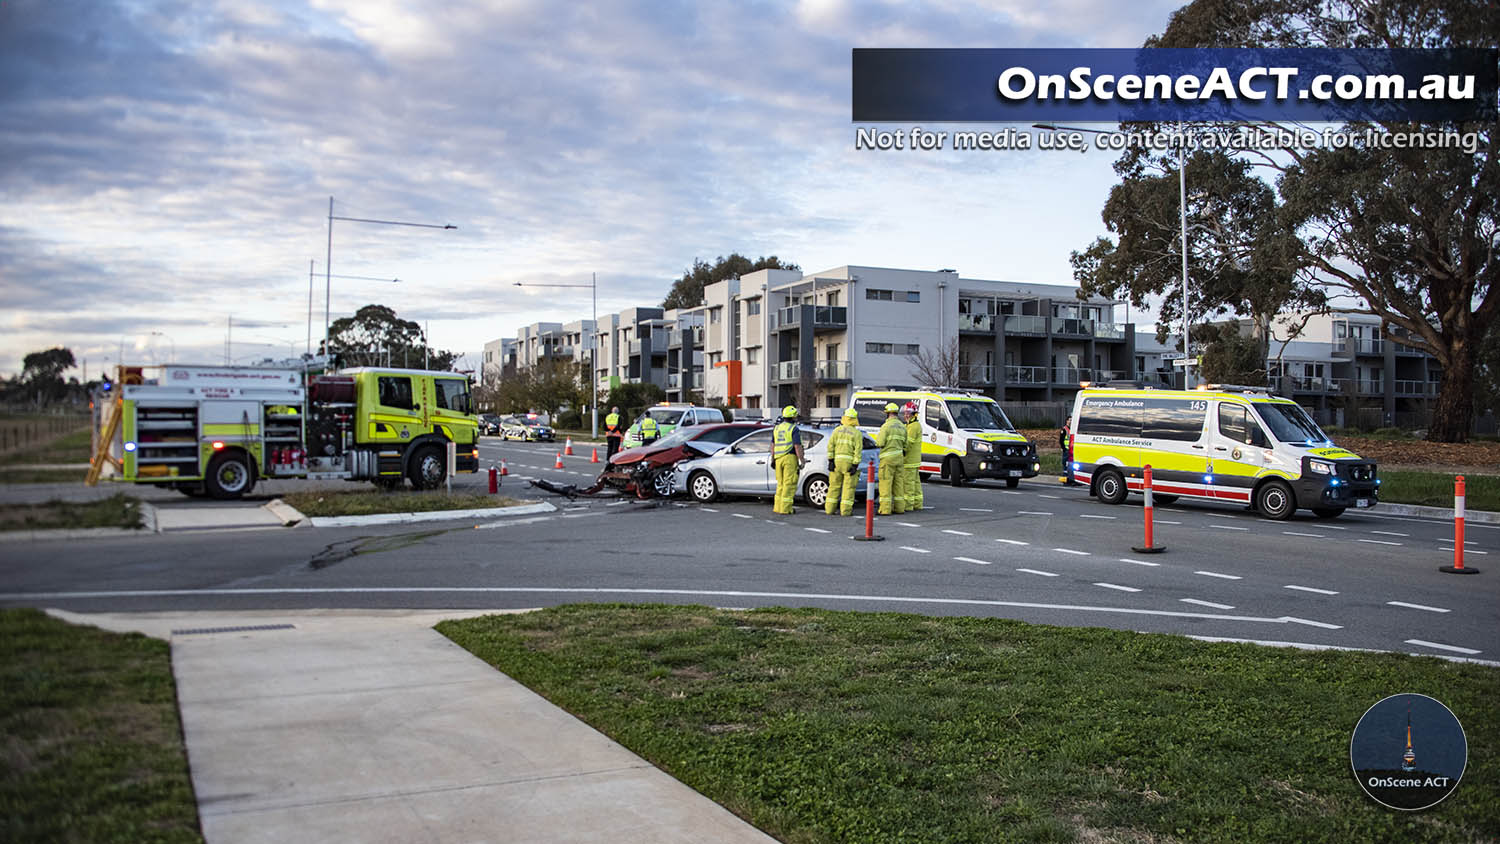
[878,453,904,515]
[826,461,858,515]
[773,454,800,514]
[905,463,923,510]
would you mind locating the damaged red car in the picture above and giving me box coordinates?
[586,422,766,498]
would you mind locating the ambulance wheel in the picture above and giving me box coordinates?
[1311,506,1345,519]
[408,445,446,490]
[688,470,719,503]
[947,457,966,487]
[204,452,255,500]
[1256,480,1296,521]
[1095,468,1128,505]
[1005,478,1020,489]
[1153,494,1178,505]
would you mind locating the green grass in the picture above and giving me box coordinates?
[1379,470,1500,511]
[0,426,91,465]
[279,489,523,517]
[441,605,1499,844]
[0,493,143,532]
[1,609,202,842]
[0,468,88,485]
[1037,452,1064,475]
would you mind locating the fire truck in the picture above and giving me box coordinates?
[87,365,479,499]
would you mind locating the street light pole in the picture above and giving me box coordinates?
[324,196,455,360]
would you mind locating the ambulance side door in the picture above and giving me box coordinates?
[1211,401,1269,502]
[923,399,958,459]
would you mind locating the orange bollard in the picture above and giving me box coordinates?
[590,447,600,463]
[852,458,885,542]
[554,452,564,469]
[564,438,574,455]
[1132,464,1166,554]
[488,466,499,494]
[1441,475,1480,574]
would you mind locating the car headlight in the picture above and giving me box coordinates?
[970,439,993,453]
[1308,460,1334,475]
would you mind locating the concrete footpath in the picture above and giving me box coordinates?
[50,609,777,844]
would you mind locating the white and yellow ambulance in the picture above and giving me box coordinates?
[1068,385,1379,520]
[851,387,1040,487]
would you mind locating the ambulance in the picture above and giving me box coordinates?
[1068,385,1379,520]
[851,387,1040,487]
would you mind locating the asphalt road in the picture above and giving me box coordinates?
[2,436,1495,663]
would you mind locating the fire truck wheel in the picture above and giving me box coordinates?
[204,452,255,500]
[408,445,446,490]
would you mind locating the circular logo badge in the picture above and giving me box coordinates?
[1350,693,1467,811]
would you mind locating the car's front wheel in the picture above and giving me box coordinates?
[804,475,829,507]
[689,470,719,503]
[652,467,676,498]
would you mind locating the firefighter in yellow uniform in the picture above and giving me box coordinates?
[824,407,863,516]
[875,402,906,515]
[772,405,804,515]
[903,400,924,511]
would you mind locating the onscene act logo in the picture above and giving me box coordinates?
[1350,693,1467,811]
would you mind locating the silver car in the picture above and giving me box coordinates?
[671,424,880,507]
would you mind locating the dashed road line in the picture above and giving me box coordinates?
[731,513,754,519]
[900,546,931,554]
[1405,639,1480,655]
[942,529,973,536]
[1284,585,1339,595]
[1283,531,1325,538]
[960,508,993,513]
[1439,546,1488,555]
[999,490,1022,495]
[1387,601,1450,613]
[805,527,832,534]
[1180,598,1234,610]
[1079,514,1116,520]
[1016,568,1058,577]
[1117,558,1161,567]
[1094,582,1140,592]
[895,522,921,527]
[1018,511,1053,516]
[953,556,991,566]
[1210,524,1249,531]
[996,539,1030,546]
[606,501,632,507]
[701,508,718,513]
[1038,494,1061,499]
[1195,570,1242,580]
[1156,519,1182,525]
[1282,616,1342,630]
[1370,530,1408,537]
[1320,525,1349,530]
[1357,538,1403,546]
[1052,548,1090,556]
[763,519,785,525]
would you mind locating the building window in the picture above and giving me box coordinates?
[746,300,761,315]
[826,291,840,307]
[866,342,893,354]
[708,352,723,365]
[906,290,920,303]
[825,394,840,409]
[745,347,760,364]
[825,343,839,360]
[746,395,761,409]
[865,289,894,301]
[710,307,722,324]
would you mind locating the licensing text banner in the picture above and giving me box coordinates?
[850,48,1498,123]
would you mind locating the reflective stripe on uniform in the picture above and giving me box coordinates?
[773,421,796,458]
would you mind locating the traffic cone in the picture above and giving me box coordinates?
[555,452,564,469]
[564,438,574,455]
[500,460,509,476]
[590,447,599,463]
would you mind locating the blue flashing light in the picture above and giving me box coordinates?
[1376,479,1382,486]
[1203,474,1213,484]
[123,441,137,452]
[1071,462,1080,470]
[1330,478,1341,486]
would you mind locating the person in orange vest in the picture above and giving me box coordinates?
[1061,419,1081,486]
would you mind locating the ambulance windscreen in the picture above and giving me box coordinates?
[946,400,1013,432]
[1256,402,1329,445]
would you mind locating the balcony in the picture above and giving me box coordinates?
[1004,365,1048,385]
[1135,370,1177,388]
[1395,379,1439,396]
[1002,315,1049,335]
[775,360,800,382]
[628,339,641,356]
[1333,337,1383,357]
[1051,317,1094,337]
[1092,369,1129,382]
[1276,375,1331,393]
[958,314,994,332]
[816,360,851,382]
[1356,379,1384,395]
[958,364,994,383]
[1053,367,1092,384]
[1094,322,1127,340]
[667,328,703,348]
[774,305,847,332]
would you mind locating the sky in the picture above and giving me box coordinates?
[0,0,1188,379]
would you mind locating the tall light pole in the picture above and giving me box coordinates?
[514,275,599,437]
[1035,123,1194,386]
[324,196,455,358]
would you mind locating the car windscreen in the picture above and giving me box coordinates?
[1254,402,1329,444]
[693,425,760,445]
[648,427,697,448]
[945,400,1013,431]
[648,408,686,425]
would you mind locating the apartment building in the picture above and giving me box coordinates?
[481,337,517,386]
[1261,312,1443,423]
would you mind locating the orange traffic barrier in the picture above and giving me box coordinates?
[554,452,564,469]
[590,447,599,463]
[1441,475,1479,574]
[500,460,509,476]
[564,438,574,455]
[852,458,884,542]
[1132,465,1166,554]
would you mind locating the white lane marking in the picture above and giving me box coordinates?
[1094,582,1141,593]
[954,556,991,566]
[1052,548,1090,556]
[763,520,785,525]
[943,529,973,536]
[1370,530,1408,537]
[1079,514,1116,520]
[1016,568,1059,577]
[1209,524,1249,531]
[895,522,921,527]
[1188,635,1500,668]
[731,513,754,519]
[996,539,1030,546]
[960,507,993,512]
[1281,616,1342,630]
[1117,558,1161,567]
[805,527,832,534]
[900,546,931,554]
[1439,546,1489,555]
[1181,598,1235,610]
[1039,494,1060,499]
[1405,639,1481,655]
[1320,525,1348,530]
[1195,570,1242,580]
[1018,511,1053,516]
[1283,531,1325,538]
[1155,519,1182,525]
[701,508,718,512]
[999,490,1022,495]
[1357,538,1403,546]
[606,500,632,507]
[1387,601,1450,613]
[1284,585,1339,595]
